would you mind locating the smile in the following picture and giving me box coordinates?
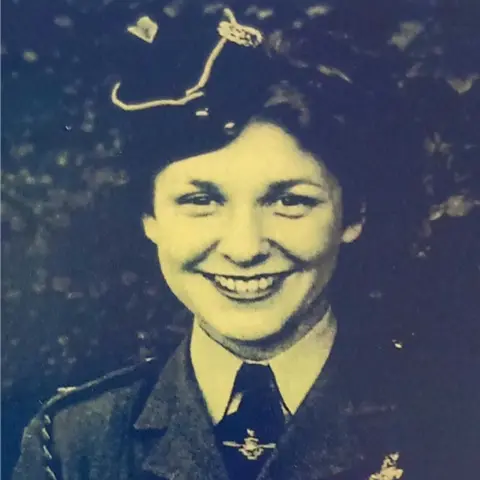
[200,271,291,302]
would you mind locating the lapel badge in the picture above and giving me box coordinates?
[368,452,404,480]
[223,429,276,460]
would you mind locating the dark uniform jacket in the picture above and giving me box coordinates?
[12,328,418,480]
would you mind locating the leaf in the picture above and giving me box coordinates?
[317,65,352,83]
[424,133,451,156]
[428,204,445,221]
[368,452,404,479]
[445,195,476,217]
[389,21,424,51]
[305,4,332,18]
[126,16,159,44]
[446,74,480,95]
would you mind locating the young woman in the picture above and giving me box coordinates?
[13,6,423,480]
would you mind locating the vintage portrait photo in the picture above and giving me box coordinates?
[2,1,479,479]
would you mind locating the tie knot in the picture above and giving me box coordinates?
[233,363,276,395]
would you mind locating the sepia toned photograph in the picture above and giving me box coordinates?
[2,1,479,479]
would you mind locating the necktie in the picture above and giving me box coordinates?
[214,363,286,480]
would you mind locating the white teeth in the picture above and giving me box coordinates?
[212,274,279,293]
[265,277,275,287]
[218,277,229,288]
[236,280,248,293]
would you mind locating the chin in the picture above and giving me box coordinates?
[221,326,284,343]
[198,309,291,344]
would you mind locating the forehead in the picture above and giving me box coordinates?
[155,122,332,188]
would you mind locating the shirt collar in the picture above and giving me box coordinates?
[190,309,337,424]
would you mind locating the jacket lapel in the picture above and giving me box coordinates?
[261,329,400,480]
[260,341,364,479]
[131,328,400,480]
[133,338,229,480]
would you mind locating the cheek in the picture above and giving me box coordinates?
[269,211,341,260]
[154,212,217,263]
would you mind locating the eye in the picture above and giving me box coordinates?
[271,194,321,218]
[175,193,223,216]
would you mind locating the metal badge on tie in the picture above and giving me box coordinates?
[223,429,276,460]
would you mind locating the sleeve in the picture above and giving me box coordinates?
[12,412,61,480]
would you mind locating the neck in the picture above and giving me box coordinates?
[201,295,331,362]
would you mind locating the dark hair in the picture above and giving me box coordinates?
[116,12,425,233]
[247,80,371,227]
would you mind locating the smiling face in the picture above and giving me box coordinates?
[143,122,363,355]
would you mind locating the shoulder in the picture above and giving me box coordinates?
[13,356,166,480]
[42,356,160,417]
[42,357,164,443]
[33,357,164,454]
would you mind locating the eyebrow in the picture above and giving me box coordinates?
[188,180,224,196]
[266,179,326,195]
[187,178,325,195]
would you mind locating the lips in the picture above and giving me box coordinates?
[200,271,291,302]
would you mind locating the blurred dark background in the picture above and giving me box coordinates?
[2,1,479,478]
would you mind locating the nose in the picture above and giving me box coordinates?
[217,207,269,267]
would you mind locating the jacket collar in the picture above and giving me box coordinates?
[134,336,229,480]
[259,328,368,480]
[133,328,398,480]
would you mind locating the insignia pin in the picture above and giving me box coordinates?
[223,429,276,460]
